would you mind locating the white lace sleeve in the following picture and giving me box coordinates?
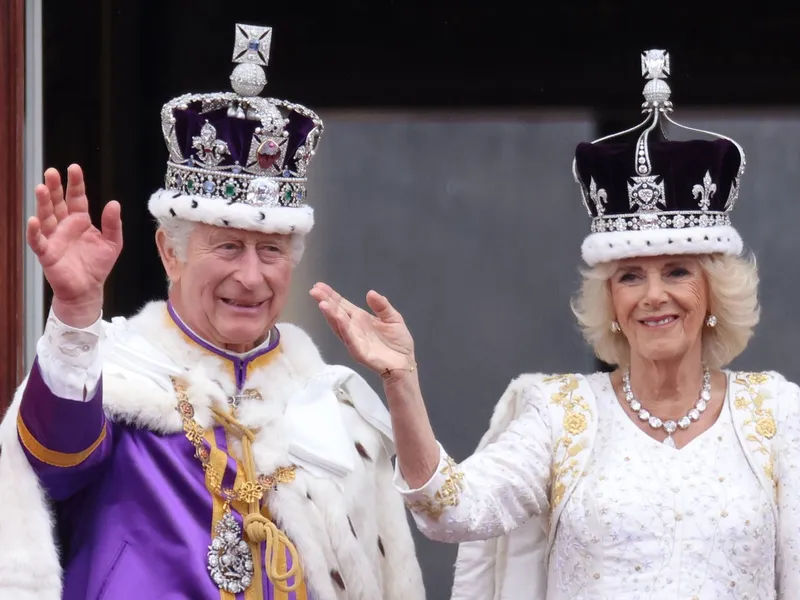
[776,378,800,597]
[393,384,551,543]
[37,308,104,401]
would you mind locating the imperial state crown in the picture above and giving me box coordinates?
[148,23,323,236]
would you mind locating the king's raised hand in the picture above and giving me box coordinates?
[26,165,123,328]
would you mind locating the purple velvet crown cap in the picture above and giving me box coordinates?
[172,103,316,176]
[575,138,743,219]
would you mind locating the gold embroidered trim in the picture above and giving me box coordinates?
[406,457,465,519]
[733,372,777,488]
[546,374,592,509]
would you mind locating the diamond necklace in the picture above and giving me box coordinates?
[621,364,711,448]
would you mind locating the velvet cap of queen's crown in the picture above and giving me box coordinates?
[148,23,323,236]
[573,50,746,266]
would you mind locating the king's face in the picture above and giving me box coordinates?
[168,223,295,352]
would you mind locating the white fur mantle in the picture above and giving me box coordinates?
[0,301,424,600]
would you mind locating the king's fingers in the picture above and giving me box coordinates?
[44,167,68,222]
[65,164,89,214]
[26,216,48,257]
[34,183,60,237]
[101,200,123,250]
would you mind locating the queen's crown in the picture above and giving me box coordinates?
[572,49,746,236]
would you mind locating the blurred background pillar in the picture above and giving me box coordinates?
[0,0,25,412]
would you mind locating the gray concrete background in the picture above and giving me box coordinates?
[280,110,800,598]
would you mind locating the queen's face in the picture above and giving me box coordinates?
[609,255,709,363]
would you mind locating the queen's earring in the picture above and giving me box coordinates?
[611,320,621,333]
[705,314,718,328]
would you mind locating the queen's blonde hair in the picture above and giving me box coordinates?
[570,253,760,369]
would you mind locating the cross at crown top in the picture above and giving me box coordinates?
[232,24,272,67]
[641,49,670,81]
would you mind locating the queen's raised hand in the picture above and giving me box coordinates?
[309,282,417,379]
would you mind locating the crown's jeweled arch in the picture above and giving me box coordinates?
[149,23,324,237]
[572,49,748,266]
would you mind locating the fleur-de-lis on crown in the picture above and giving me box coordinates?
[589,177,608,216]
[692,170,717,211]
[192,121,231,168]
[725,178,740,210]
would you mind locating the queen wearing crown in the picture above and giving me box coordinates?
[0,24,425,600]
[311,50,800,598]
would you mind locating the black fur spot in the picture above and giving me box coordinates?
[191,200,198,208]
[330,570,346,590]
[348,516,357,538]
[169,208,177,217]
[377,536,385,557]
[355,442,372,461]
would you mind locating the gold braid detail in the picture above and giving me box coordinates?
[210,407,302,591]
[173,378,302,592]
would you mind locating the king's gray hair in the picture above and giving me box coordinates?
[156,216,306,265]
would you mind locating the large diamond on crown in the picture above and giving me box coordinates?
[628,175,666,212]
[244,177,281,206]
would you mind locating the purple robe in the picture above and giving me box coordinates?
[16,323,308,600]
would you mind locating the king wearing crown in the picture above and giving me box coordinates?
[0,24,425,600]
